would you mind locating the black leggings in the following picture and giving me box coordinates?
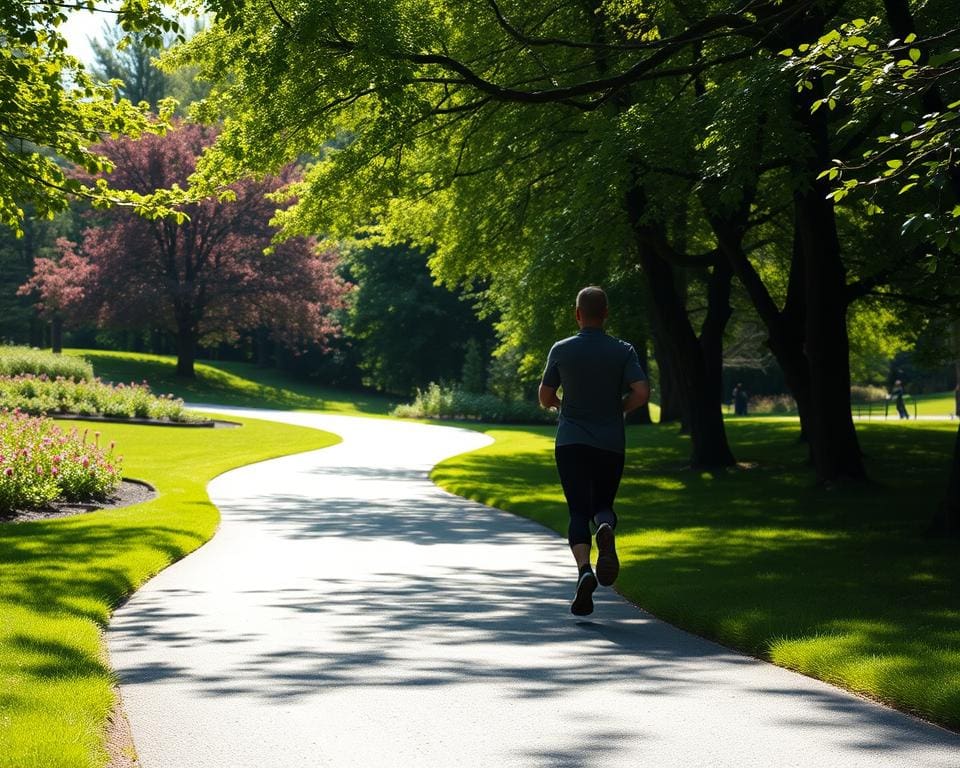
[555,443,625,547]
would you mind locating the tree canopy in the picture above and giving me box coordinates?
[0,0,189,235]
[20,123,349,377]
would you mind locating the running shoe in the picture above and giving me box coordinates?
[571,570,598,616]
[595,522,619,586]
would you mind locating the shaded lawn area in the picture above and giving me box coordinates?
[431,418,960,730]
[0,415,339,768]
[67,348,396,416]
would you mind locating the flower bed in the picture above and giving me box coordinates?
[0,346,94,381]
[0,375,200,422]
[0,410,122,513]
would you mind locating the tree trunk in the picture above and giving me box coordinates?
[626,338,653,425]
[626,183,735,468]
[175,321,197,378]
[931,425,960,536]
[50,316,63,354]
[792,86,866,483]
[256,327,273,368]
[651,323,684,425]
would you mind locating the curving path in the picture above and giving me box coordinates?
[108,408,960,767]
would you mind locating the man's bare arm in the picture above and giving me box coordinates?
[623,380,650,415]
[539,383,561,410]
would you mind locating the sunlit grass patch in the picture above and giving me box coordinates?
[0,414,338,768]
[66,349,396,416]
[431,418,960,729]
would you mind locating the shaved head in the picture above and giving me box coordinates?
[576,286,608,323]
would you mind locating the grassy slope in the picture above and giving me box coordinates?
[432,419,960,730]
[67,349,396,416]
[0,415,339,768]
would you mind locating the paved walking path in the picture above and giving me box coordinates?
[108,408,960,768]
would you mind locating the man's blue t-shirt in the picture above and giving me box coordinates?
[541,327,647,454]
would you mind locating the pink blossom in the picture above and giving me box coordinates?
[51,466,59,476]
[3,468,12,477]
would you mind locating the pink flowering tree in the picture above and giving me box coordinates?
[18,239,96,353]
[21,123,349,377]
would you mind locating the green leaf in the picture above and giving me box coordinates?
[898,182,917,195]
[778,48,794,57]
[952,205,960,218]
[904,33,917,44]
[909,48,921,63]
[886,159,903,170]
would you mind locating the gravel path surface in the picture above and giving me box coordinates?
[107,408,960,767]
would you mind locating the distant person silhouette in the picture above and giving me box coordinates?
[539,286,649,616]
[891,380,909,420]
[734,383,749,416]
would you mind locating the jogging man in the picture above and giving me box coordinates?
[538,286,650,616]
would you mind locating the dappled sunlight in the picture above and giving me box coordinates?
[431,419,960,728]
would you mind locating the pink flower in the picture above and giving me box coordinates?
[52,455,62,464]
[35,465,44,475]
[4,468,12,477]
[81,457,90,468]
[51,466,58,476]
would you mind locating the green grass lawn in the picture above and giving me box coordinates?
[0,415,339,768]
[912,392,958,417]
[432,418,960,730]
[66,349,396,416]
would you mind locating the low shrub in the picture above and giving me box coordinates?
[748,394,797,414]
[0,410,122,512]
[394,382,557,424]
[0,375,199,422]
[0,346,93,382]
[850,385,889,402]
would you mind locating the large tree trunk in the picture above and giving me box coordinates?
[175,319,197,378]
[626,183,735,468]
[792,87,866,483]
[50,316,63,354]
[626,337,653,425]
[932,426,960,536]
[651,322,684,425]
[884,0,960,522]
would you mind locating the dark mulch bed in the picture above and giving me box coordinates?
[0,479,157,523]
[49,413,241,428]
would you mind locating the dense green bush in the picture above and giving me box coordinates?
[0,410,122,511]
[393,382,556,424]
[0,375,199,422]
[0,346,93,382]
[850,384,890,402]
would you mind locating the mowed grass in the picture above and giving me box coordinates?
[431,418,960,729]
[912,392,958,417]
[66,349,396,416]
[0,415,339,768]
